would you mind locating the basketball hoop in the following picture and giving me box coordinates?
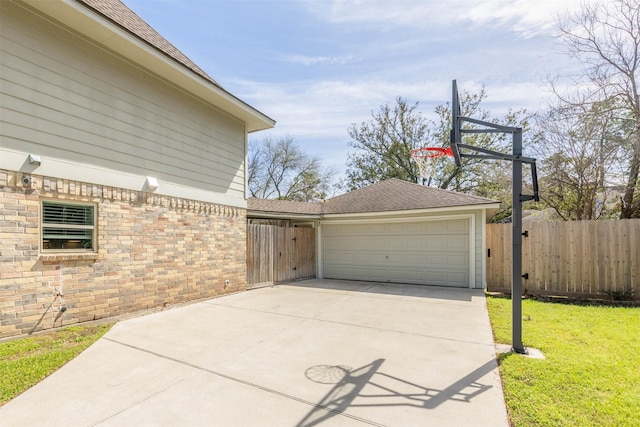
[410,146,454,184]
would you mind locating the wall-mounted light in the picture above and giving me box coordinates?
[143,176,159,192]
[28,154,42,166]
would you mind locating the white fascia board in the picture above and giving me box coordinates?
[319,212,476,225]
[246,211,321,221]
[247,204,500,222]
[21,0,275,133]
[321,203,501,221]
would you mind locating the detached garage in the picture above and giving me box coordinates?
[322,218,471,287]
[248,179,499,289]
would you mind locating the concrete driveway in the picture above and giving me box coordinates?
[0,279,509,426]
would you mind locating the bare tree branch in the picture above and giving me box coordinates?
[555,0,640,218]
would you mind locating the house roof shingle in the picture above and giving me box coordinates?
[76,0,219,87]
[248,179,498,216]
[247,199,323,215]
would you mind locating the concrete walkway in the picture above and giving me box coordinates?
[0,279,509,426]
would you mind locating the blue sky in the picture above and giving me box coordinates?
[125,0,589,178]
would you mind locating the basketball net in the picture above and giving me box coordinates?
[410,147,454,185]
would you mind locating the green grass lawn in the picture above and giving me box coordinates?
[487,297,640,427]
[0,324,112,406]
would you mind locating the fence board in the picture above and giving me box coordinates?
[247,224,316,287]
[486,219,640,298]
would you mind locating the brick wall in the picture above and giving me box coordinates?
[0,170,247,339]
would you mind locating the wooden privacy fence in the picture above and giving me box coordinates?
[247,224,316,288]
[486,219,640,297]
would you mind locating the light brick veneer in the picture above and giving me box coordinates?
[0,170,247,339]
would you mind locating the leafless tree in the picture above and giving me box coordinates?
[556,0,640,218]
[536,99,624,220]
[248,135,335,201]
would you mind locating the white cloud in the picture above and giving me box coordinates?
[284,54,353,66]
[126,0,594,182]
[232,0,599,175]
[236,78,453,138]
[305,0,594,37]
[235,75,555,177]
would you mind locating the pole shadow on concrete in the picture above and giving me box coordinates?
[297,358,495,426]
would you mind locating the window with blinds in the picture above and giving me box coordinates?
[42,201,95,251]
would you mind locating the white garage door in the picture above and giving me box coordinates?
[322,218,470,287]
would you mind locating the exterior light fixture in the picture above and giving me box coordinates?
[143,176,159,192]
[28,154,42,166]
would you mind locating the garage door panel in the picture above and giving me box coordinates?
[351,267,388,281]
[403,236,424,250]
[385,223,407,234]
[446,235,469,250]
[353,253,388,263]
[447,219,469,232]
[403,222,424,233]
[324,236,348,250]
[357,236,390,249]
[323,225,343,236]
[393,253,423,265]
[424,237,447,250]
[324,252,339,263]
[445,271,468,287]
[324,252,357,263]
[445,253,468,267]
[424,270,446,282]
[402,269,425,282]
[364,224,386,234]
[423,254,449,267]
[425,221,446,233]
[322,218,471,288]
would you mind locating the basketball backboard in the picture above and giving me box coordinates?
[450,80,463,167]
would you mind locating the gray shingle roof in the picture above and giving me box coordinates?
[76,0,219,87]
[248,179,498,215]
[247,199,323,215]
[323,179,497,213]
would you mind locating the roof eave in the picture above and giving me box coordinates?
[247,211,321,220]
[322,203,501,219]
[248,202,500,220]
[23,0,275,133]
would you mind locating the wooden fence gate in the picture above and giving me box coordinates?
[486,219,640,297]
[247,224,316,288]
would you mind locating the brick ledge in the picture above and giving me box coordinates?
[39,253,100,262]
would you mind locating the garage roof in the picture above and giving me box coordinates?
[248,179,499,217]
[323,178,497,213]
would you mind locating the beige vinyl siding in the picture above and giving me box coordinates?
[0,1,246,201]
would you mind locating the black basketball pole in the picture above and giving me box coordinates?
[450,80,537,355]
[511,129,526,354]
